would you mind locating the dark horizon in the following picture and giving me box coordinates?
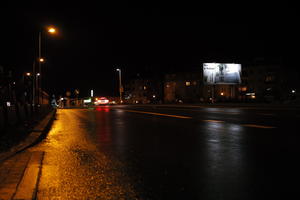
[1,3,299,97]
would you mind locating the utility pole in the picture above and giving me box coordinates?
[38,31,41,106]
[32,61,36,110]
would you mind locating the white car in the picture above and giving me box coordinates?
[94,97,109,105]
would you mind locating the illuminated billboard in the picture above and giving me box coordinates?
[203,63,242,84]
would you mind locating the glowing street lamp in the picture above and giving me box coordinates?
[36,25,58,105]
[48,27,56,34]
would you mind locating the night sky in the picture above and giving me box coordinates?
[0,2,299,97]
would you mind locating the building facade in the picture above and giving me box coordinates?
[239,64,299,102]
[164,73,201,103]
[125,78,163,104]
[163,64,299,103]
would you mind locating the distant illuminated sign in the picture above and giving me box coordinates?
[185,81,191,86]
[203,63,242,85]
[84,98,91,103]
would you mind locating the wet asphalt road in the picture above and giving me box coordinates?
[30,105,300,200]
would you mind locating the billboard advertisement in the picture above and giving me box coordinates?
[203,63,242,85]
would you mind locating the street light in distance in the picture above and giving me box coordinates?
[48,27,56,34]
[116,68,123,103]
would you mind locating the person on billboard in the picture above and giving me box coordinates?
[218,64,225,82]
[214,64,225,83]
[215,64,241,84]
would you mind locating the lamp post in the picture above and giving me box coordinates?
[37,31,42,106]
[32,61,36,108]
[37,26,57,106]
[116,68,123,103]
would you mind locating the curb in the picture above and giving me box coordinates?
[0,109,56,164]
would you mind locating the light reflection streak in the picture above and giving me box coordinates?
[95,106,110,112]
[95,107,112,143]
[196,121,245,194]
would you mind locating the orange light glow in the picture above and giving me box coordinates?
[48,27,56,34]
[240,87,247,92]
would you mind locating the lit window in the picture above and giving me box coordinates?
[239,87,247,92]
[193,81,197,85]
[185,81,191,86]
[265,75,274,82]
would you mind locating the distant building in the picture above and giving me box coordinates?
[164,72,201,103]
[163,64,299,103]
[202,84,239,102]
[239,64,299,102]
[125,78,163,104]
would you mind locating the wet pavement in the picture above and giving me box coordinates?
[27,105,300,199]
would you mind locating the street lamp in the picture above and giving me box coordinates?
[48,27,56,34]
[116,68,123,103]
[36,26,57,105]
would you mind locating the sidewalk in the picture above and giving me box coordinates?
[0,151,44,200]
[0,107,55,153]
[0,110,55,200]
